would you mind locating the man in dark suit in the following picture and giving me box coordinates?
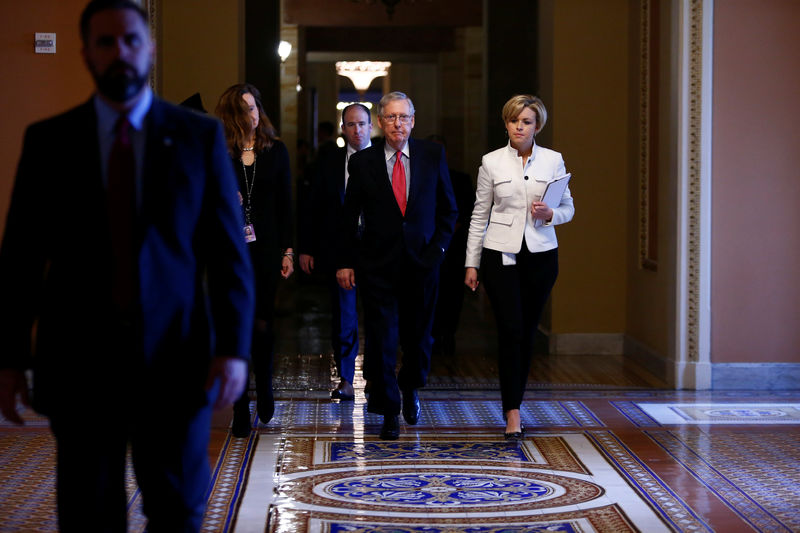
[426,135,476,357]
[299,104,373,401]
[336,92,458,440]
[0,1,254,531]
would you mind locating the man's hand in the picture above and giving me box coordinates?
[336,268,356,290]
[0,369,29,425]
[205,357,248,410]
[299,254,314,275]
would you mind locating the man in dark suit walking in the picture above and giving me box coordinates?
[0,1,254,531]
[299,104,373,401]
[336,92,458,440]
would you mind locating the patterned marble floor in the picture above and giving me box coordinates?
[2,279,800,532]
[225,385,800,533]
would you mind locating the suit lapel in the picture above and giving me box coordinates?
[69,100,106,225]
[407,138,422,209]
[141,99,177,215]
[336,148,347,203]
[370,142,402,213]
[78,100,104,197]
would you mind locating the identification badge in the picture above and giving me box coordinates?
[243,224,256,243]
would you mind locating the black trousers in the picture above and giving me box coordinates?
[50,396,213,533]
[481,245,558,413]
[234,266,277,418]
[360,256,439,416]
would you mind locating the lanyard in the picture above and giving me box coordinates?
[241,158,256,225]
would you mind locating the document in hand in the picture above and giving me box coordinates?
[534,173,571,227]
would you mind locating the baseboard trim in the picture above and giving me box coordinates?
[550,333,624,355]
[712,363,800,390]
[552,334,800,390]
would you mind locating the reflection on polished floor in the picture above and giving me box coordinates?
[2,278,800,532]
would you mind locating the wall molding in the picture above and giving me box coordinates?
[675,0,713,389]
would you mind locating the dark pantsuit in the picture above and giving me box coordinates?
[481,245,558,413]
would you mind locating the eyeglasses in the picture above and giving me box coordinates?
[381,114,413,124]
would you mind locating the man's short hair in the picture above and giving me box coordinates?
[80,0,148,45]
[377,91,415,118]
[341,103,371,124]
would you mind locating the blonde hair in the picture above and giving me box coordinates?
[501,95,547,135]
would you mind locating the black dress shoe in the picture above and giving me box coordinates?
[380,415,400,440]
[331,389,355,401]
[402,389,421,425]
[331,381,355,401]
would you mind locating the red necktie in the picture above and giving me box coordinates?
[107,116,136,312]
[392,151,407,215]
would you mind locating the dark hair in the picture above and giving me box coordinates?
[80,0,148,45]
[341,103,372,124]
[214,83,278,156]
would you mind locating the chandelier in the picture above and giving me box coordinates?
[335,61,392,96]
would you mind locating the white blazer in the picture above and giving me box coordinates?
[465,142,574,268]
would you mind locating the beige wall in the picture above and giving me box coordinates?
[0,0,244,239]
[0,1,94,239]
[540,0,632,335]
[712,0,800,363]
[625,0,679,362]
[158,0,243,110]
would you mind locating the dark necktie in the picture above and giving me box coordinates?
[392,151,407,215]
[107,116,136,312]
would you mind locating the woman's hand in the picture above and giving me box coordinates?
[281,248,294,279]
[531,201,553,222]
[464,267,479,292]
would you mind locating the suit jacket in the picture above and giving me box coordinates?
[465,142,574,267]
[0,96,255,415]
[338,138,458,278]
[299,146,347,273]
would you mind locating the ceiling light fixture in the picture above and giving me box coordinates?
[335,61,391,96]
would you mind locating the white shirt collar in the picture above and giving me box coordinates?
[384,141,409,161]
[94,86,153,135]
[347,140,371,157]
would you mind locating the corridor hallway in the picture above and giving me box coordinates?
[1,278,799,531]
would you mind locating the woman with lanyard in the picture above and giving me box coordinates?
[216,83,294,437]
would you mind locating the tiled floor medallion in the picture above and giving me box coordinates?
[305,511,635,532]
[634,403,800,425]
[260,433,676,532]
[315,440,547,464]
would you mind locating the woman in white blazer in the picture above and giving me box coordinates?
[464,95,574,440]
